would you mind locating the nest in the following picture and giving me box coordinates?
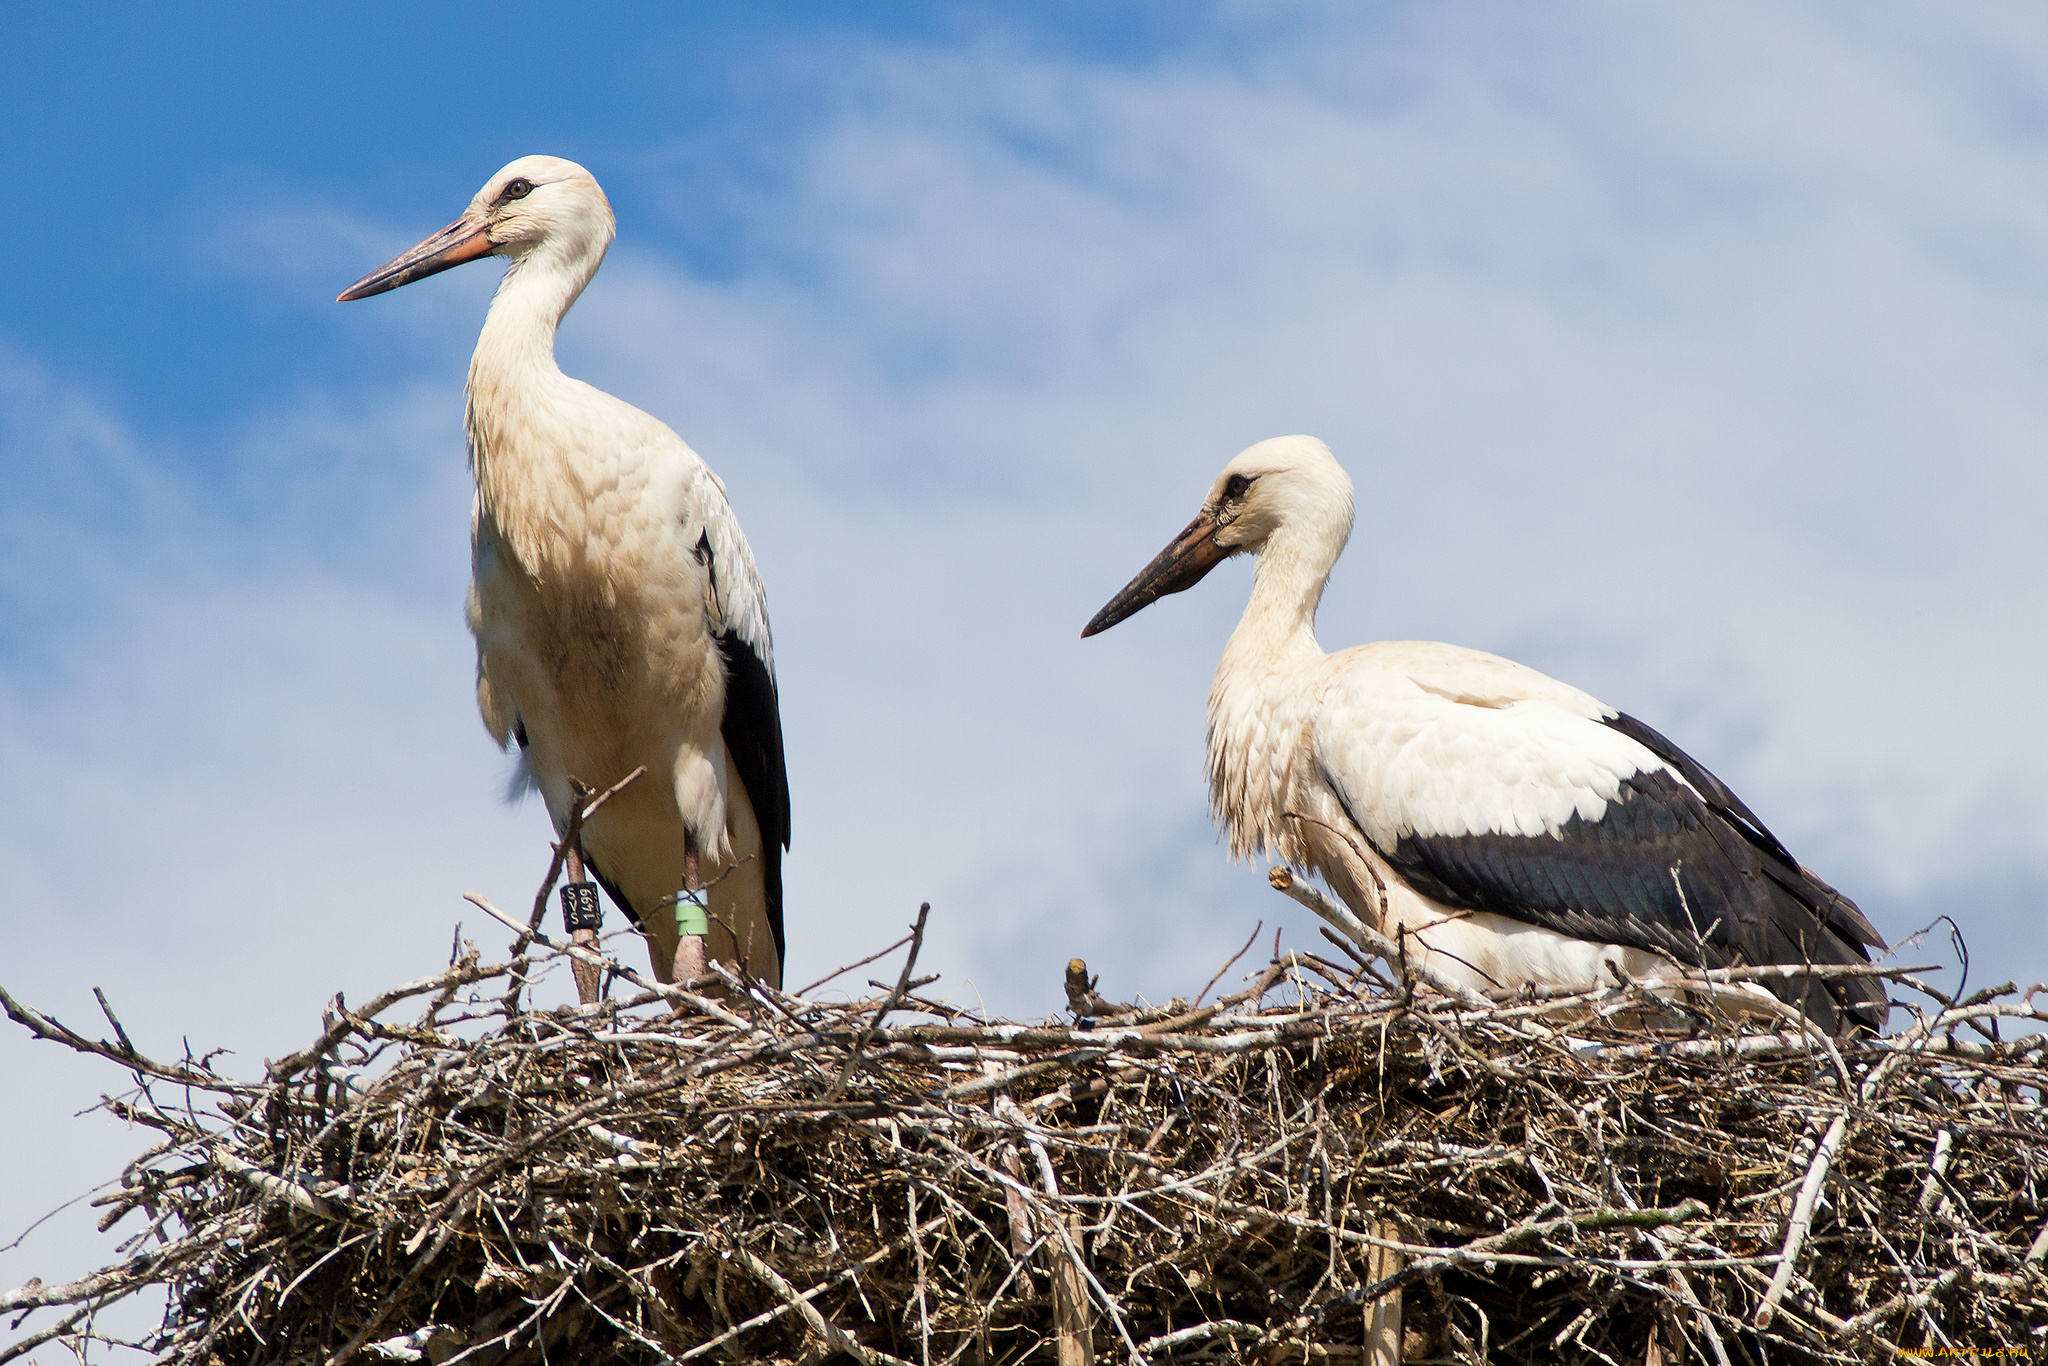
[4,874,2047,1365]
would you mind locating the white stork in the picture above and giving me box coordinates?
[1083,435,1886,1033]
[339,155,790,987]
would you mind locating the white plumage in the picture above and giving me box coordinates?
[340,156,789,986]
[1085,435,1884,1032]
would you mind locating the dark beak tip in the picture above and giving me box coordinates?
[335,275,392,304]
[1080,603,1131,639]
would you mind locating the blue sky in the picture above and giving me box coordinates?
[6,3,2048,1352]
[2,3,1198,424]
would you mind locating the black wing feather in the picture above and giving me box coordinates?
[1598,712,1790,862]
[718,628,790,964]
[1599,712,1885,953]
[1374,750,1886,1034]
[583,857,640,933]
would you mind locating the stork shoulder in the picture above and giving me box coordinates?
[1310,642,1653,848]
[1326,640,1608,717]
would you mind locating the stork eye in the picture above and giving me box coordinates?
[501,178,534,202]
[1223,473,1255,499]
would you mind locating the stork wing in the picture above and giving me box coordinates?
[1311,650,1883,1029]
[1595,710,1884,954]
[689,476,791,962]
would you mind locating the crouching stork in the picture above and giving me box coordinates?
[1083,435,1886,1034]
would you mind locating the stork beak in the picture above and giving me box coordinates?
[336,215,494,302]
[1081,510,1232,637]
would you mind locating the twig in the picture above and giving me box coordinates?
[1752,1111,1849,1328]
[732,1247,916,1366]
[1334,1200,1712,1304]
[1266,867,1492,1010]
[519,766,647,947]
[1135,1320,1263,1356]
[1194,924,1262,1007]
[675,1218,946,1361]
[1,984,243,1092]
[0,1302,96,1366]
[827,904,929,1100]
[1836,1265,1973,1338]
[799,929,921,997]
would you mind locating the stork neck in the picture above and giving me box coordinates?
[465,239,610,572]
[1225,530,1334,664]
[1205,529,1335,866]
[470,239,606,385]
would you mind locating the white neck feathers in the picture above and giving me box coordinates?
[464,236,611,574]
[1205,519,1343,863]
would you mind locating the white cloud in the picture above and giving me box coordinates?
[569,3,2048,904]
[9,4,2048,1350]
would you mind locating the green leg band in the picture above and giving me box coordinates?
[675,900,709,937]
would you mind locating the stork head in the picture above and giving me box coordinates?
[1082,435,1354,637]
[337,155,616,302]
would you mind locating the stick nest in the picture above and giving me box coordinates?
[5,893,2047,1365]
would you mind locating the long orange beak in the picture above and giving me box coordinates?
[1081,510,1232,638]
[336,216,494,302]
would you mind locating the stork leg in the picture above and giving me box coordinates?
[671,835,708,986]
[562,842,604,1006]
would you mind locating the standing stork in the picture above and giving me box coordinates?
[1083,435,1885,1033]
[339,156,790,987]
